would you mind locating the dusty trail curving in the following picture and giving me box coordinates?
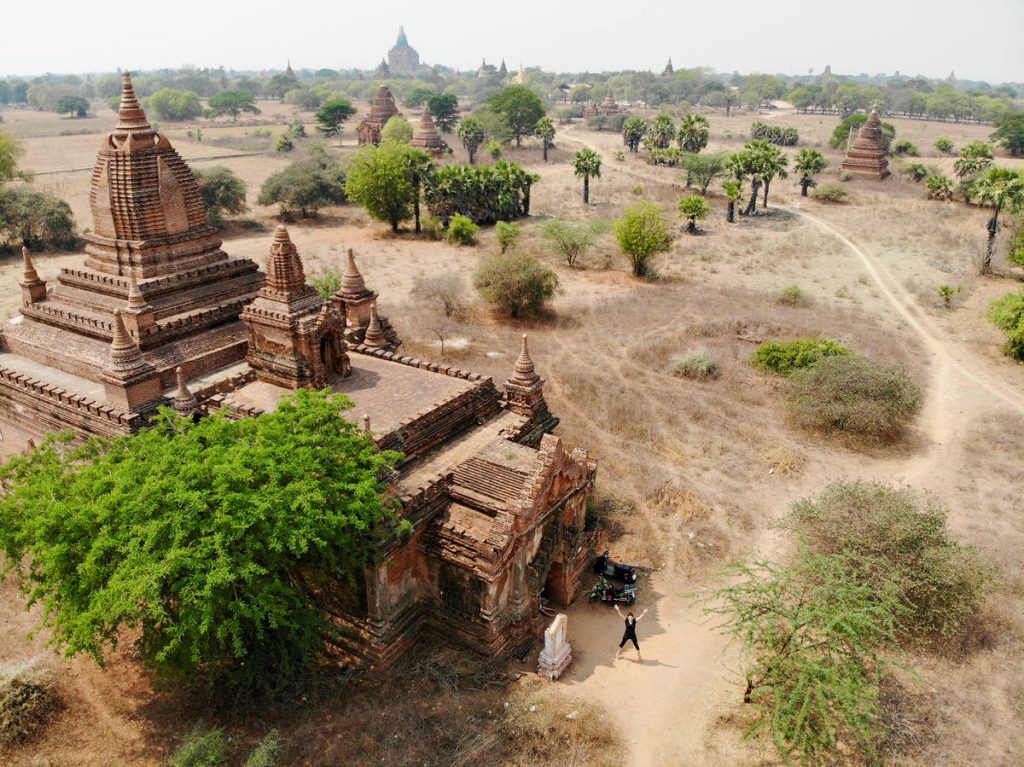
[554,126,1024,765]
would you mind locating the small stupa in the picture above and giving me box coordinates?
[840,107,890,180]
[411,109,445,156]
[599,90,622,115]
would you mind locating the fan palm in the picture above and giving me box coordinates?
[572,148,603,204]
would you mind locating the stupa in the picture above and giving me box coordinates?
[840,107,891,180]
[0,72,263,434]
[357,85,401,145]
[410,109,446,156]
[662,58,674,77]
[598,90,622,115]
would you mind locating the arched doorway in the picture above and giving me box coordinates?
[320,333,342,376]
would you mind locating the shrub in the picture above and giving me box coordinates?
[474,252,560,317]
[495,220,520,253]
[673,349,719,380]
[784,482,997,638]
[423,161,536,225]
[445,214,479,246]
[646,147,684,167]
[168,725,228,767]
[258,147,346,218]
[783,355,923,442]
[195,166,248,226]
[839,170,853,182]
[274,134,294,153]
[749,121,799,146]
[486,139,503,160]
[244,730,283,767]
[0,661,59,747]
[544,219,600,267]
[380,115,412,144]
[0,187,76,249]
[925,175,955,201]
[892,139,919,157]
[411,272,466,319]
[312,270,342,300]
[1009,226,1024,267]
[614,201,671,278]
[900,162,930,182]
[775,284,806,307]
[937,284,962,308]
[678,195,710,233]
[988,291,1024,359]
[752,338,849,376]
[811,183,850,203]
[934,137,955,154]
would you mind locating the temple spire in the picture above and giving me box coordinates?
[341,248,368,297]
[114,71,152,135]
[127,271,146,309]
[264,225,307,294]
[172,366,199,417]
[21,246,40,284]
[511,334,539,385]
[363,303,386,348]
[108,309,143,371]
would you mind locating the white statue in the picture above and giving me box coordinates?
[537,613,572,680]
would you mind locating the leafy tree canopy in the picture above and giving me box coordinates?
[0,130,25,185]
[257,146,347,218]
[0,390,405,698]
[147,89,202,122]
[194,166,248,226]
[427,92,459,133]
[315,97,357,146]
[345,141,417,232]
[991,112,1024,155]
[208,91,260,122]
[615,201,671,277]
[0,187,76,249]
[487,85,545,147]
[54,95,89,118]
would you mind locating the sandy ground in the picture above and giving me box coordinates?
[1,104,1023,765]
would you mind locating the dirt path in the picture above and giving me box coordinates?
[554,126,1024,765]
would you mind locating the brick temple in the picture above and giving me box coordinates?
[0,73,596,668]
[357,85,401,146]
[841,107,891,180]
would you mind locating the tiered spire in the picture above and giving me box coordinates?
[21,246,40,284]
[172,366,199,417]
[108,310,144,371]
[19,246,47,305]
[264,226,307,294]
[114,71,153,135]
[127,271,147,309]
[411,109,445,155]
[511,334,539,385]
[341,248,368,297]
[363,303,387,348]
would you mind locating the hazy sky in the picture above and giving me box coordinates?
[4,0,1023,82]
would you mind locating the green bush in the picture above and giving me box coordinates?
[900,162,930,182]
[749,121,799,146]
[312,270,342,300]
[934,137,954,154]
[838,170,853,182]
[925,175,955,200]
[169,726,228,767]
[0,661,59,747]
[244,729,284,767]
[783,355,923,442]
[988,291,1024,359]
[474,252,560,318]
[1007,227,1024,267]
[673,349,719,380]
[811,183,850,203]
[423,161,535,225]
[892,139,919,157]
[614,201,671,278]
[775,284,806,306]
[445,214,479,246]
[752,338,849,376]
[495,220,520,253]
[784,482,997,638]
[195,166,248,227]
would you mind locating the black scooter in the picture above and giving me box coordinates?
[592,550,637,584]
[589,576,637,606]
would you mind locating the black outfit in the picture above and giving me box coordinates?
[619,617,639,650]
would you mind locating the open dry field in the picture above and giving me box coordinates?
[1,103,1023,766]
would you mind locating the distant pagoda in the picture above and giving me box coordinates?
[662,58,674,77]
[387,25,421,75]
[840,107,890,180]
[411,109,446,156]
[357,85,401,145]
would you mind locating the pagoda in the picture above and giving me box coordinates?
[0,72,263,434]
[840,107,890,180]
[598,90,622,115]
[410,109,446,156]
[387,26,421,75]
[662,58,674,77]
[357,85,401,145]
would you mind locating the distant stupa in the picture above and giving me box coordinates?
[387,25,421,75]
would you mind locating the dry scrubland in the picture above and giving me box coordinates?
[1,101,1023,766]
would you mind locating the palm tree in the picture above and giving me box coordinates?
[535,117,556,162]
[678,195,710,233]
[677,114,710,154]
[726,150,761,216]
[573,148,602,204]
[748,140,788,208]
[971,167,1024,272]
[722,179,743,223]
[404,148,435,235]
[457,118,486,165]
[793,149,827,196]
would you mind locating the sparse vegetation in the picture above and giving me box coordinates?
[168,725,228,767]
[0,661,59,747]
[811,183,851,204]
[775,284,806,306]
[544,219,602,267]
[934,137,955,154]
[312,270,342,300]
[988,290,1024,359]
[893,139,920,157]
[496,220,521,253]
[925,175,955,200]
[783,355,923,443]
[673,348,719,380]
[615,201,671,278]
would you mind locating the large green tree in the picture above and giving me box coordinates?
[971,167,1024,272]
[208,90,260,122]
[147,89,203,122]
[572,148,602,204]
[427,92,459,133]
[257,147,347,218]
[315,97,357,146]
[194,166,248,226]
[991,112,1024,156]
[615,201,671,277]
[0,390,405,697]
[676,114,710,153]
[487,85,545,147]
[54,95,89,118]
[679,152,728,195]
[0,130,25,184]
[0,187,76,248]
[345,141,418,232]
[457,117,486,165]
[622,116,647,153]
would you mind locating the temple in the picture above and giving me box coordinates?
[0,77,596,669]
[387,26,421,75]
[841,107,891,180]
[584,91,623,118]
[357,85,401,145]
[410,108,446,156]
[662,58,674,77]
